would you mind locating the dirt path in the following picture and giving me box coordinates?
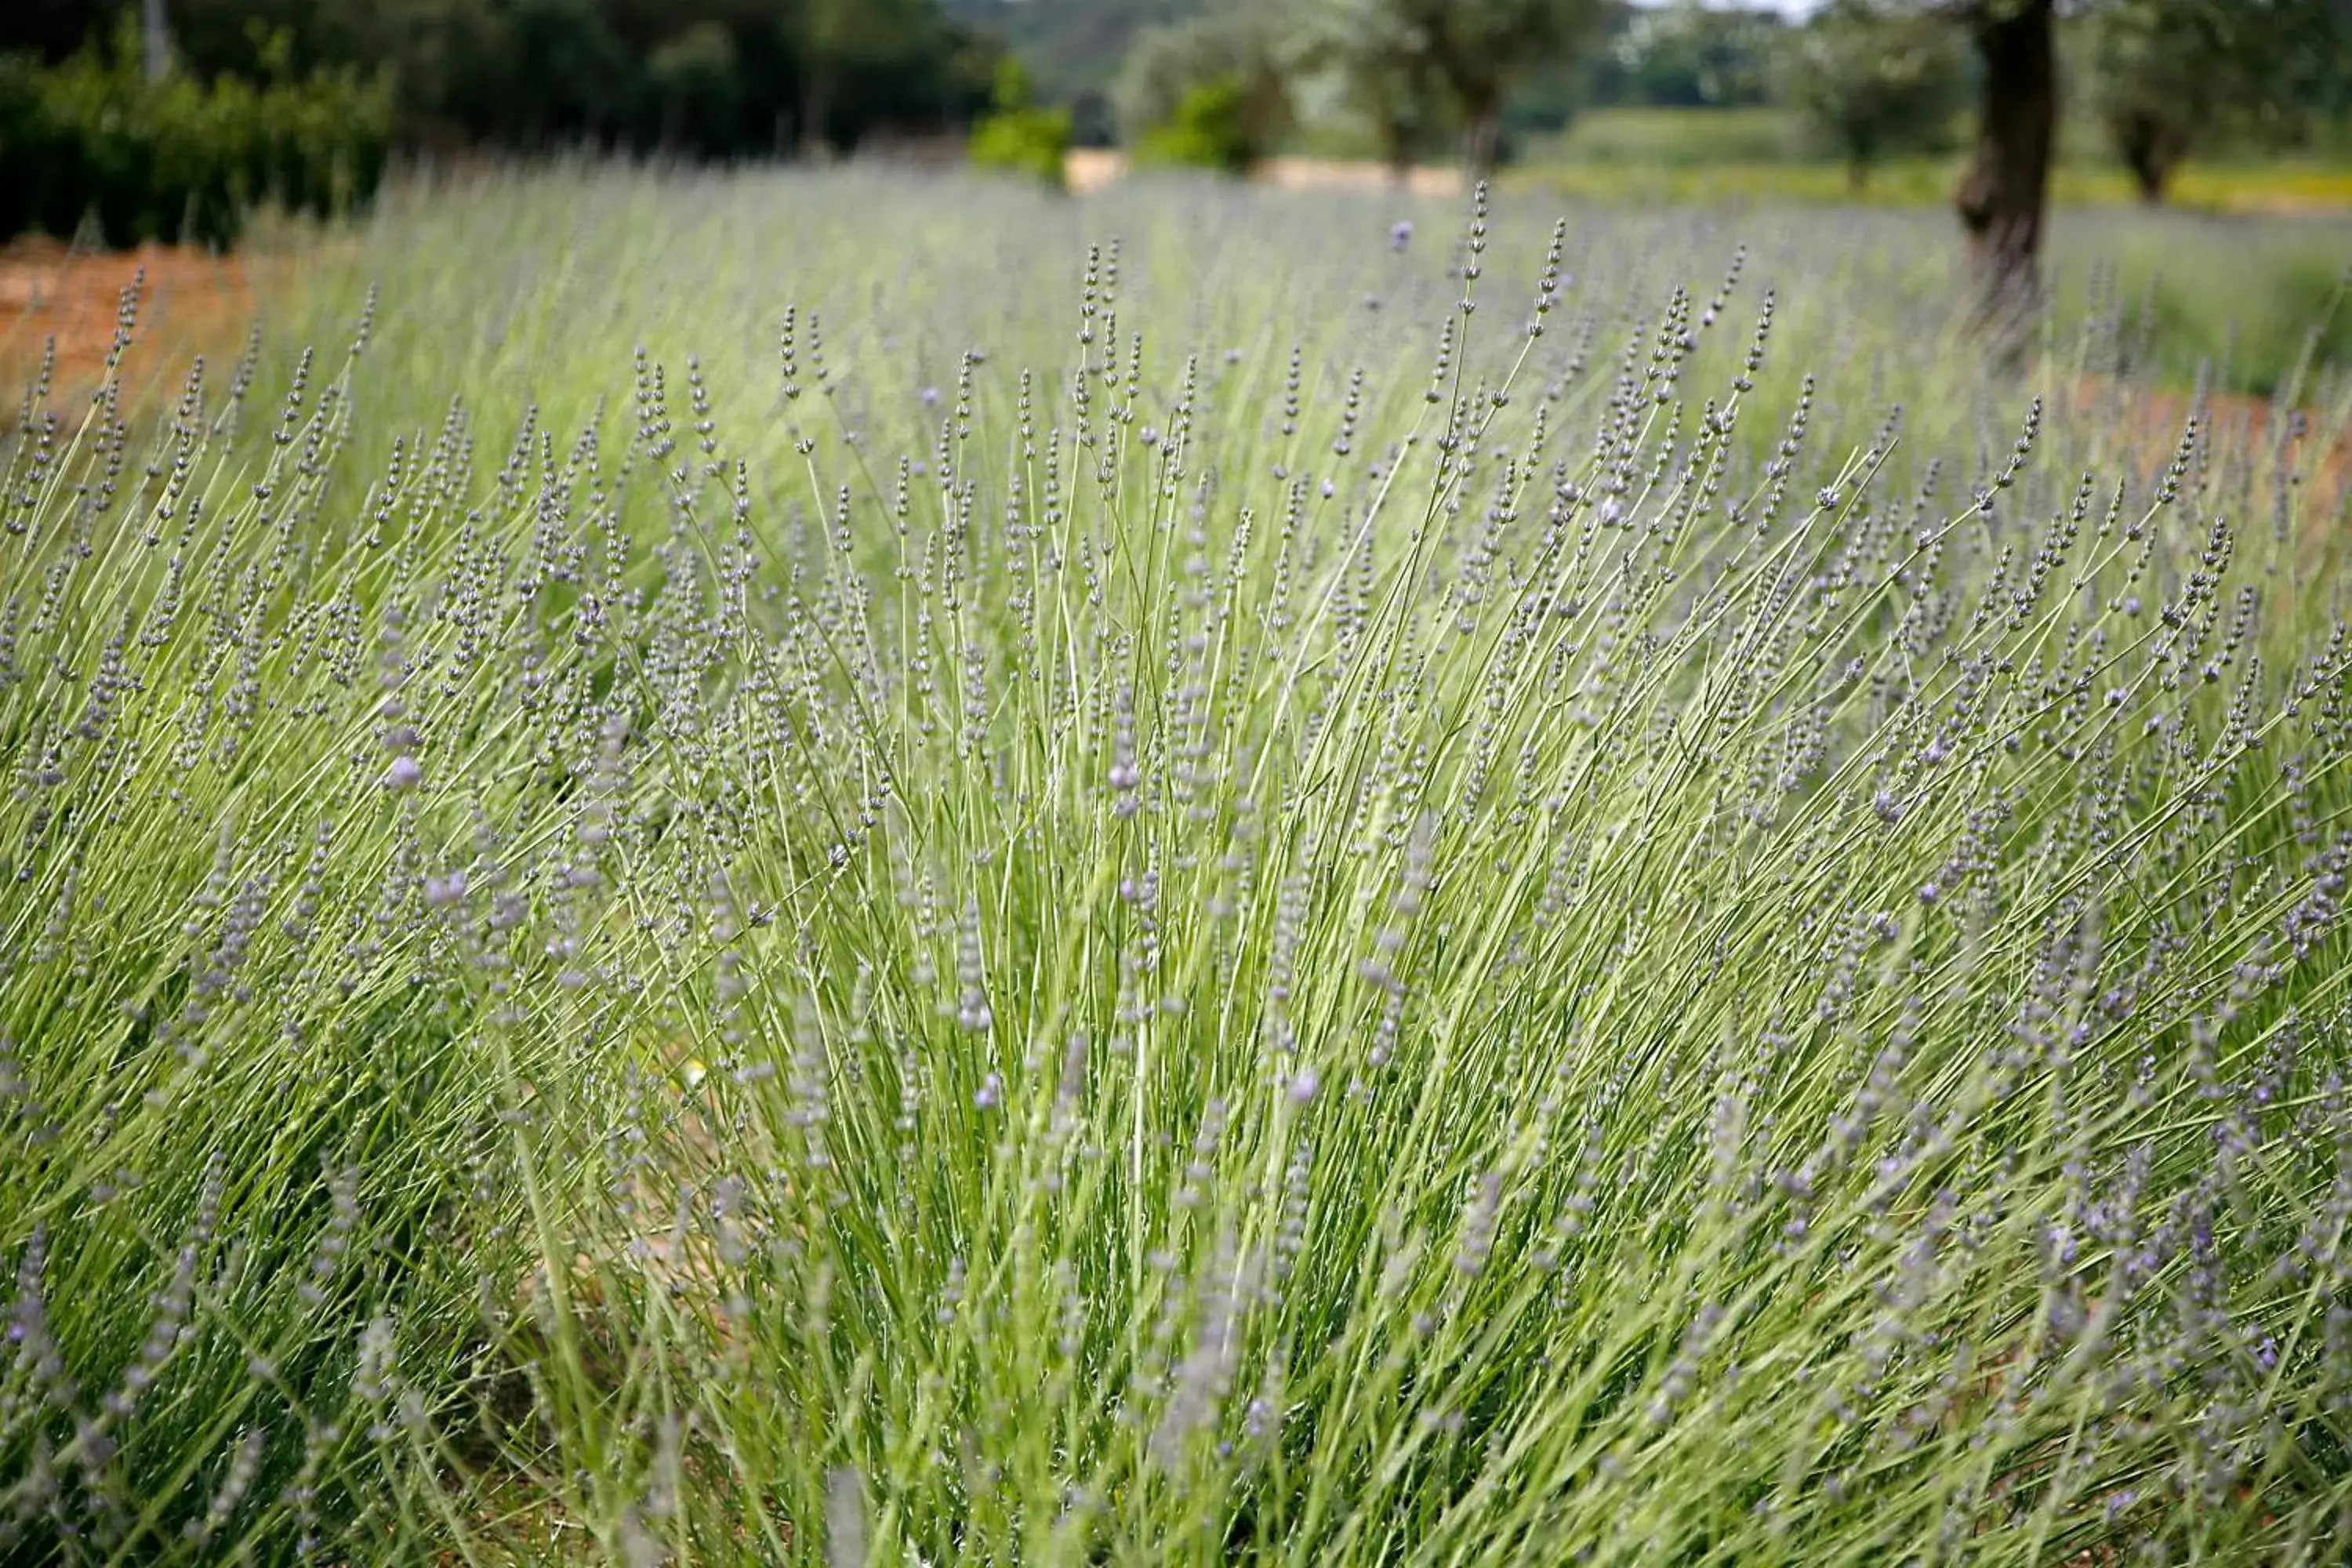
[1063,150,1465,198]
[0,239,274,406]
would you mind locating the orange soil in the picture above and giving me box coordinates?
[2058,375,2352,540]
[0,238,272,407]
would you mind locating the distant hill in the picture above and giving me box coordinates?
[940,0,1204,112]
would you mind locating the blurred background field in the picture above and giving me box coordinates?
[1528,106,2352,213]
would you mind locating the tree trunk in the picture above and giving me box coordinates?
[800,70,833,162]
[1377,111,1414,187]
[142,0,169,84]
[1954,0,2057,338]
[2113,111,2184,205]
[1367,71,1420,187]
[1462,91,1502,181]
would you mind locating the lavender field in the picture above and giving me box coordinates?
[5,166,2352,1563]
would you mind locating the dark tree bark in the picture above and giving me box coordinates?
[2112,111,2189,205]
[1367,61,1436,186]
[1954,0,2057,334]
[800,70,833,162]
[1461,85,1503,181]
[1379,119,1416,186]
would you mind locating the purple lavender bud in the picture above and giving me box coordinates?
[381,755,422,791]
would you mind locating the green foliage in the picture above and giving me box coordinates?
[644,20,741,151]
[969,57,1073,183]
[1131,74,1257,171]
[1113,8,1294,159]
[2079,0,2344,200]
[942,0,1197,107]
[1294,0,1607,169]
[0,27,389,248]
[1774,0,1965,190]
[2074,240,2352,396]
[0,1,1007,164]
[1594,0,1785,108]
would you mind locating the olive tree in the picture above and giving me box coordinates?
[1113,8,1298,169]
[1299,0,1605,176]
[1776,0,1966,193]
[2082,0,2340,204]
[1819,1,2339,335]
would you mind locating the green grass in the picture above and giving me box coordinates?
[1519,152,2352,214]
[1518,107,2352,215]
[1537,106,1812,168]
[4,165,2352,1563]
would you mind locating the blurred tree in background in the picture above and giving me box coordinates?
[1599,0,1781,108]
[1939,0,2342,335]
[1289,0,1454,177]
[1113,6,1296,171]
[2080,0,2345,203]
[0,13,390,246]
[1775,0,1965,193]
[969,56,1073,183]
[1327,0,1606,175]
[0,0,1001,162]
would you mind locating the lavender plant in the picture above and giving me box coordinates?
[2,165,2351,1563]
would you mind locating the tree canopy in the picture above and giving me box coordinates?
[1275,0,1609,174]
[1776,0,1966,191]
[2080,0,2344,201]
[1,0,1003,157]
[1112,6,1296,165]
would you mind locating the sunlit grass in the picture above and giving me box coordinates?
[1519,152,2352,214]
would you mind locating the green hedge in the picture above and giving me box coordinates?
[0,38,390,250]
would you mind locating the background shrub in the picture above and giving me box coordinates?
[1132,76,1259,173]
[968,58,1073,185]
[0,25,389,249]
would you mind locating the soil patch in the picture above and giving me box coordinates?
[2061,375,2352,544]
[0,238,278,406]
